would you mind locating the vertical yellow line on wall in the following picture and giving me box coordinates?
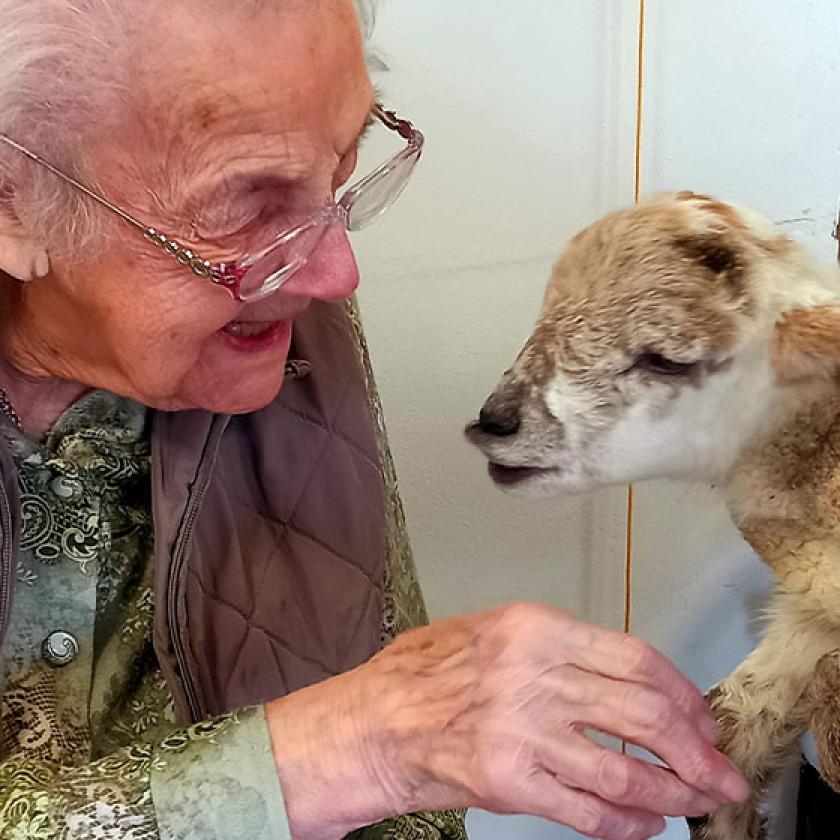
[625,0,646,638]
[624,485,635,636]
[633,0,647,207]
[623,0,646,756]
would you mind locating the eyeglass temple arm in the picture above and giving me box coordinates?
[0,134,148,232]
[0,133,233,285]
[372,104,420,143]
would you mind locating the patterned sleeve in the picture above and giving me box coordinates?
[347,811,469,840]
[0,707,290,840]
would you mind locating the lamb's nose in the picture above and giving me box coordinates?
[478,403,521,437]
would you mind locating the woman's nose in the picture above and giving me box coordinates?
[281,225,360,302]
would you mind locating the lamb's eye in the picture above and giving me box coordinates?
[635,353,698,376]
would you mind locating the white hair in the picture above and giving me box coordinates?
[0,0,379,253]
[355,0,378,38]
[0,1,122,250]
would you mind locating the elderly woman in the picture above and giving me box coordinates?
[0,1,749,839]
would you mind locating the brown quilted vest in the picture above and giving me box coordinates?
[0,301,394,723]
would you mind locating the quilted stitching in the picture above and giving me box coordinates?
[275,399,379,471]
[282,379,351,523]
[187,571,338,675]
[285,525,382,590]
[177,302,390,717]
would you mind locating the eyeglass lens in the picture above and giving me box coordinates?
[341,147,423,231]
[236,143,422,301]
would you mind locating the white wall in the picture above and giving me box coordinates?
[354,2,840,838]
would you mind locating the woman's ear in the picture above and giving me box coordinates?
[772,306,840,384]
[0,204,49,281]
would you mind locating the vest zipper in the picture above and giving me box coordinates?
[168,417,227,723]
[0,482,12,645]
[166,364,304,722]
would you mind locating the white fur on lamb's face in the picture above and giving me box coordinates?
[470,332,783,498]
[549,341,779,492]
[467,192,822,497]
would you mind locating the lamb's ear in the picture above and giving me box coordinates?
[772,307,840,384]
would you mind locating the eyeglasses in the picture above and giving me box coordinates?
[0,104,424,302]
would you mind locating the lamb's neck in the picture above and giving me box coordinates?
[724,388,840,565]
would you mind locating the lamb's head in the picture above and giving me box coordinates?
[467,191,840,497]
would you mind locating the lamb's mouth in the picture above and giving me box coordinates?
[488,463,560,487]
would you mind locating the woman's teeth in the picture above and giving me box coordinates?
[223,321,276,337]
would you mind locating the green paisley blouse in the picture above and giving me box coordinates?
[0,392,466,840]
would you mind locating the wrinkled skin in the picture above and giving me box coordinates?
[270,603,749,840]
[0,0,370,424]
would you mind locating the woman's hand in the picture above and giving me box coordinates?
[267,603,749,840]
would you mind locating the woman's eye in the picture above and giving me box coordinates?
[199,202,288,247]
[634,353,698,376]
[192,205,262,241]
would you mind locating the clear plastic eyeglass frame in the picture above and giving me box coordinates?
[0,104,424,302]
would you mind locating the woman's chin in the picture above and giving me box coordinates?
[169,326,294,414]
[178,369,289,415]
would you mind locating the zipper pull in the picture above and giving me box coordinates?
[284,360,312,382]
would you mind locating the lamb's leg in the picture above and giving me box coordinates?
[808,649,840,791]
[687,682,805,840]
[687,599,839,840]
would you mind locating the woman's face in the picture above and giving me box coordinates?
[6,0,373,413]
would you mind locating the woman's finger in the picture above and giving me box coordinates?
[540,729,721,816]
[550,665,749,804]
[519,772,667,840]
[555,617,716,733]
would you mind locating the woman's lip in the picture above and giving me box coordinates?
[219,320,292,353]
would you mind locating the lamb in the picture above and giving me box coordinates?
[466,191,840,840]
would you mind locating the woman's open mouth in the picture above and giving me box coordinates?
[220,320,292,352]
